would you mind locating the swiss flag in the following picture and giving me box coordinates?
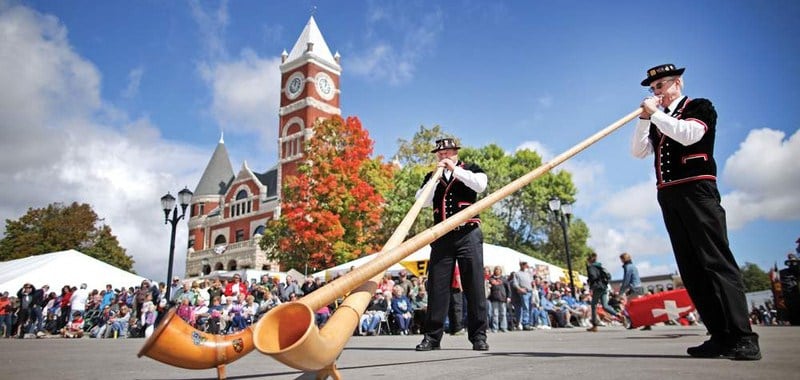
[627,289,695,328]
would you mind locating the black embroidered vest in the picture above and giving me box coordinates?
[648,97,718,189]
[423,161,484,225]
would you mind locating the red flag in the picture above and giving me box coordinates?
[627,289,695,328]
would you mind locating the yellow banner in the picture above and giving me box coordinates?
[401,260,429,278]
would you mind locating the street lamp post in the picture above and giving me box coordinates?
[160,187,193,303]
[549,197,576,299]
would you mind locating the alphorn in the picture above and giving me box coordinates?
[252,108,644,378]
[138,167,443,380]
[252,166,444,379]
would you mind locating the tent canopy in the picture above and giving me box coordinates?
[0,249,148,294]
[313,243,587,285]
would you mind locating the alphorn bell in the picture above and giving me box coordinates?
[252,108,644,378]
[137,308,254,380]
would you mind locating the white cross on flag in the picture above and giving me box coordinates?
[627,289,696,328]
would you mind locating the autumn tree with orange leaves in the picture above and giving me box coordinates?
[260,116,394,272]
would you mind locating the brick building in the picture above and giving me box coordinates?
[184,17,341,277]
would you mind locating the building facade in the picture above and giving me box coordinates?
[184,17,341,277]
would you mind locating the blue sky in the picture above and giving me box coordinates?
[1,0,798,283]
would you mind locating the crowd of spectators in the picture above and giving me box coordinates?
[0,262,708,340]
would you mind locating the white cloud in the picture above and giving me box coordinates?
[0,4,207,283]
[348,3,443,85]
[198,50,282,151]
[722,128,800,229]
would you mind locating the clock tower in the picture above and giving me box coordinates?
[278,16,341,198]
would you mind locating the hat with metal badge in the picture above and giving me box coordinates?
[641,63,685,86]
[431,138,460,153]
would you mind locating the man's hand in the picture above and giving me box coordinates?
[640,96,662,117]
[437,157,457,171]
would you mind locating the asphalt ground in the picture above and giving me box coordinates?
[0,324,796,380]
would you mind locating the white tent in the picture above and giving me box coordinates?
[0,249,148,294]
[313,243,587,285]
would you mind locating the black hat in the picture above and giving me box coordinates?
[641,63,685,86]
[431,138,460,153]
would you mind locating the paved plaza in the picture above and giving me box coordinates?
[1,325,796,379]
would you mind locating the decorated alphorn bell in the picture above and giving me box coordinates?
[137,307,254,380]
[252,108,644,379]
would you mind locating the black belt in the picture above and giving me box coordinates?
[451,222,479,233]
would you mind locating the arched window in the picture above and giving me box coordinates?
[214,262,224,271]
[202,264,211,275]
[227,260,238,271]
[253,225,266,236]
[214,235,227,245]
[236,190,248,200]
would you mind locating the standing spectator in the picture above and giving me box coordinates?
[57,285,72,331]
[487,266,511,332]
[411,286,428,334]
[632,63,760,360]
[208,279,224,303]
[619,252,648,330]
[619,252,643,297]
[70,283,89,318]
[512,262,535,331]
[301,277,317,295]
[414,137,489,352]
[586,253,621,332]
[30,284,48,335]
[378,272,395,295]
[16,283,35,338]
[132,280,151,319]
[279,275,303,302]
[0,292,11,338]
[99,285,115,311]
[397,271,414,298]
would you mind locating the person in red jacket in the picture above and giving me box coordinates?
[224,273,248,298]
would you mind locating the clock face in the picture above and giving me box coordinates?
[315,72,335,101]
[285,72,304,100]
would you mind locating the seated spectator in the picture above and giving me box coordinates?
[176,298,195,326]
[360,291,388,336]
[193,298,210,329]
[242,295,259,325]
[227,295,247,333]
[88,306,114,338]
[104,305,131,338]
[259,292,281,318]
[390,285,412,335]
[60,311,84,338]
[562,292,591,327]
[141,300,158,338]
[541,292,570,328]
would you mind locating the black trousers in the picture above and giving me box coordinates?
[657,180,755,345]
[422,227,487,344]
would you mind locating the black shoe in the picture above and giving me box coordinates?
[731,336,762,361]
[640,325,652,331]
[472,340,489,351]
[415,338,440,351]
[687,339,734,358]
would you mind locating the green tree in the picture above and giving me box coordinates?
[740,262,771,292]
[0,202,135,271]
